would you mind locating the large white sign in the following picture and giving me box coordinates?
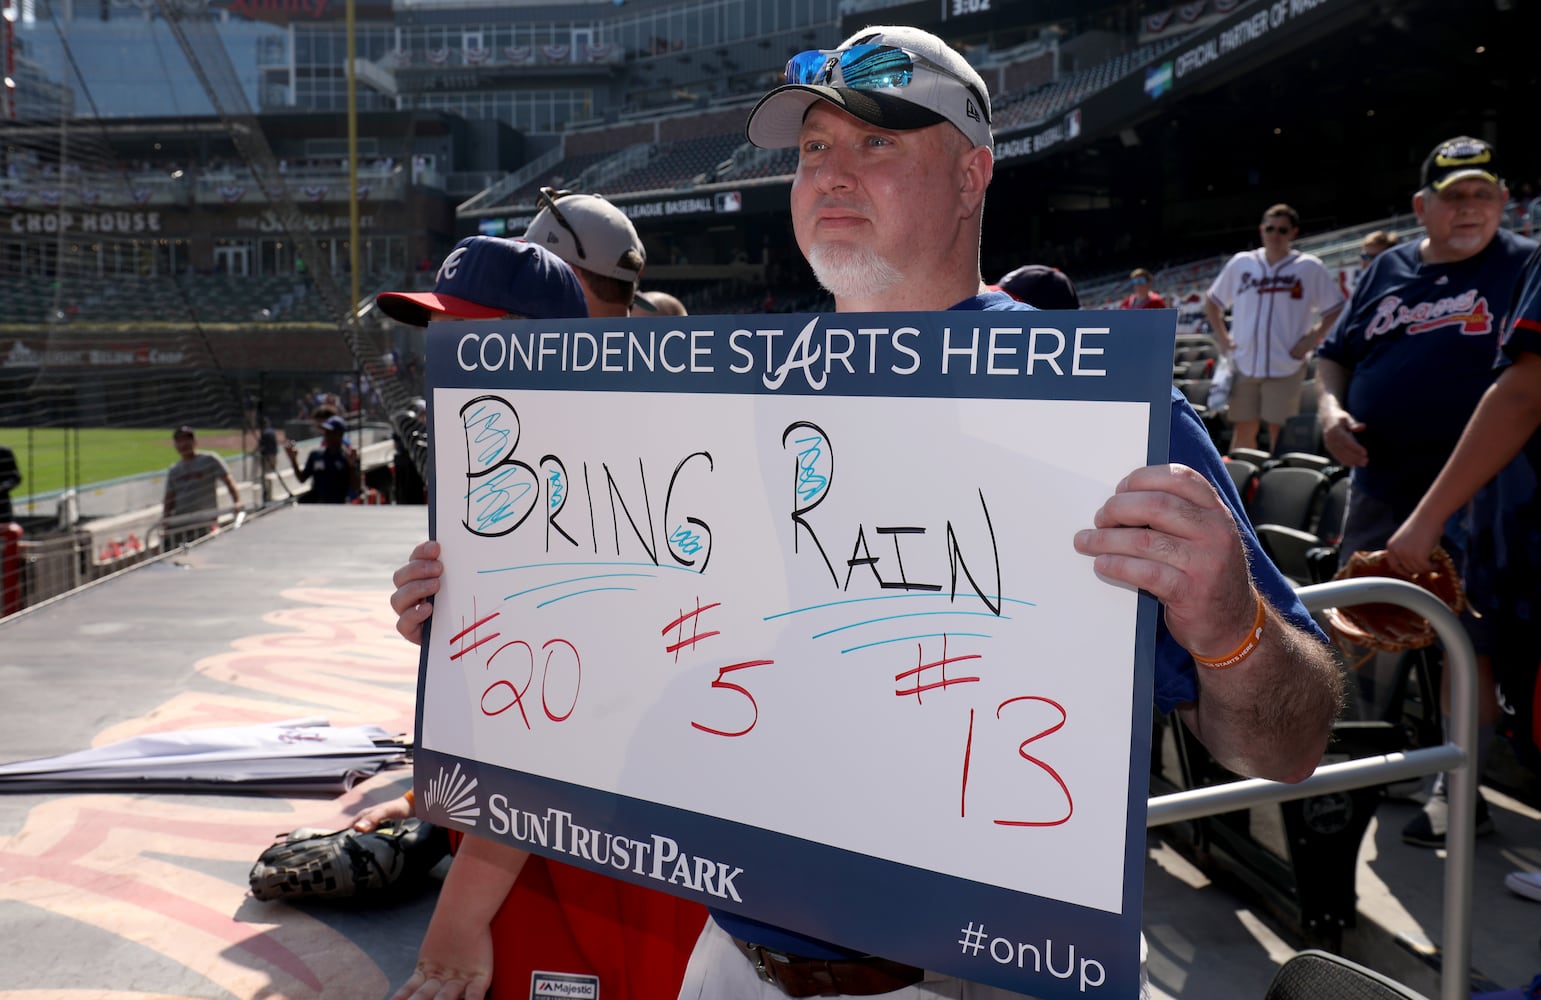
[416,309,1176,998]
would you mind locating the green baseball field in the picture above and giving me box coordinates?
[1,427,249,498]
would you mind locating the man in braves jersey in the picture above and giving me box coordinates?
[1317,135,1537,849]
[1205,204,1345,451]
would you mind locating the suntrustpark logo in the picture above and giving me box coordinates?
[1145,61,1174,99]
[423,762,481,826]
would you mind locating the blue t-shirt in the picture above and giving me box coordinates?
[710,293,1328,958]
[1503,245,1541,474]
[1460,245,1541,645]
[1317,228,1537,508]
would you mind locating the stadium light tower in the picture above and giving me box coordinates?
[346,0,361,326]
[3,0,15,120]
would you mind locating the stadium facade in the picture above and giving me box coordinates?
[1,0,1537,432]
[9,0,1537,286]
[0,0,1537,610]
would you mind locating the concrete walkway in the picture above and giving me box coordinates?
[1,504,1537,999]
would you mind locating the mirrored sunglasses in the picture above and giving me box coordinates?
[784,43,990,123]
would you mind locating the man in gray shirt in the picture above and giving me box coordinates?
[163,425,241,545]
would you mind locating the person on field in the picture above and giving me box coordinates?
[163,425,242,545]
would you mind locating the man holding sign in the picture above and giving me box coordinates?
[391,24,1341,1000]
[659,25,1344,998]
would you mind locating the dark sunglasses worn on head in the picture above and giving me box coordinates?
[784,43,990,124]
[537,186,587,262]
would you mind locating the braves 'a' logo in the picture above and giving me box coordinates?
[436,244,471,284]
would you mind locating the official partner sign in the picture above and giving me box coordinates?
[415,309,1176,998]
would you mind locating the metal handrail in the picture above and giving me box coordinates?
[1147,577,1476,1000]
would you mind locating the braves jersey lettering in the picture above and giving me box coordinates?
[1365,290,1493,339]
[1237,273,1304,299]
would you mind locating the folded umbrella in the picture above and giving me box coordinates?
[0,717,410,794]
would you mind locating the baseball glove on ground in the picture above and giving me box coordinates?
[248,817,449,901]
[1323,547,1467,654]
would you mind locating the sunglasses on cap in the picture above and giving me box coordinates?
[537,186,587,262]
[784,43,991,124]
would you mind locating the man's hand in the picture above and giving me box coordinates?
[1203,299,1234,354]
[1313,357,1366,467]
[1077,463,1340,782]
[391,539,443,645]
[1319,407,1369,467]
[1288,331,1319,360]
[1072,464,1255,659]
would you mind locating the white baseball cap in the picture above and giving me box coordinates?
[746,25,993,151]
[523,187,646,282]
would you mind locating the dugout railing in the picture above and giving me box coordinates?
[1148,577,1478,1000]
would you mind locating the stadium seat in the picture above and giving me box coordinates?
[1228,447,1272,466]
[1250,466,1332,584]
[1295,475,1353,583]
[1298,379,1320,415]
[1269,452,1333,473]
[1271,413,1323,457]
[1177,378,1211,413]
[1225,457,1261,507]
[1256,523,1320,586]
[1249,466,1329,532]
[1316,475,1350,546]
[1264,949,1430,1000]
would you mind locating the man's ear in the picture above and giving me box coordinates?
[959,144,993,218]
[1411,189,1427,223]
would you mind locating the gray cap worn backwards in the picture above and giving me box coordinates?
[524,191,646,282]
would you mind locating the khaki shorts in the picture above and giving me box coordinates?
[1228,367,1307,425]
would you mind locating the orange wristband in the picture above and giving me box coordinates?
[1193,593,1266,669]
[403,789,415,807]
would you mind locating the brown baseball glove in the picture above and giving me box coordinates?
[1323,547,1467,654]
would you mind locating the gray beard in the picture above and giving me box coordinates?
[807,243,902,301]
